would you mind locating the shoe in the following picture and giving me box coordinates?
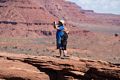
[64,55,69,57]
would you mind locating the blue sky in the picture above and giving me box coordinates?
[66,0,120,15]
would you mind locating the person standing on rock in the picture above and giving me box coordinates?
[53,20,69,58]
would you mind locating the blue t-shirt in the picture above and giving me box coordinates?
[56,25,64,44]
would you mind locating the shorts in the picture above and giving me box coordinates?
[57,43,61,49]
[61,44,67,50]
[56,40,67,50]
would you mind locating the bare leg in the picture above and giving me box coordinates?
[59,49,62,57]
[63,50,68,57]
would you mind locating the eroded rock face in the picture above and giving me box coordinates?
[0,56,49,80]
[0,52,120,80]
[0,0,120,37]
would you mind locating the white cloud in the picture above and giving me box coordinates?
[66,0,120,14]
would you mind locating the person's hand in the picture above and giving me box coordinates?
[53,21,57,29]
[54,21,57,25]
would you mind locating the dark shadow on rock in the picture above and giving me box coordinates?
[5,77,25,80]
[113,63,120,67]
[0,0,7,3]
[84,67,120,80]
[0,21,17,25]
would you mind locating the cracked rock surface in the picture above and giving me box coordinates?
[0,52,120,80]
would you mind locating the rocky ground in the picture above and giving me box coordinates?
[0,52,120,80]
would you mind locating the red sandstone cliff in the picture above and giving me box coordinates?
[0,0,120,37]
[0,52,120,80]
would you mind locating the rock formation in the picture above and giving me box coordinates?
[0,1,120,80]
[0,0,120,37]
[0,52,120,80]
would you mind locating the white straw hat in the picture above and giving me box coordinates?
[59,19,65,24]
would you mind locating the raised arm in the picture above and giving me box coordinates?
[53,21,58,29]
[53,20,64,30]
